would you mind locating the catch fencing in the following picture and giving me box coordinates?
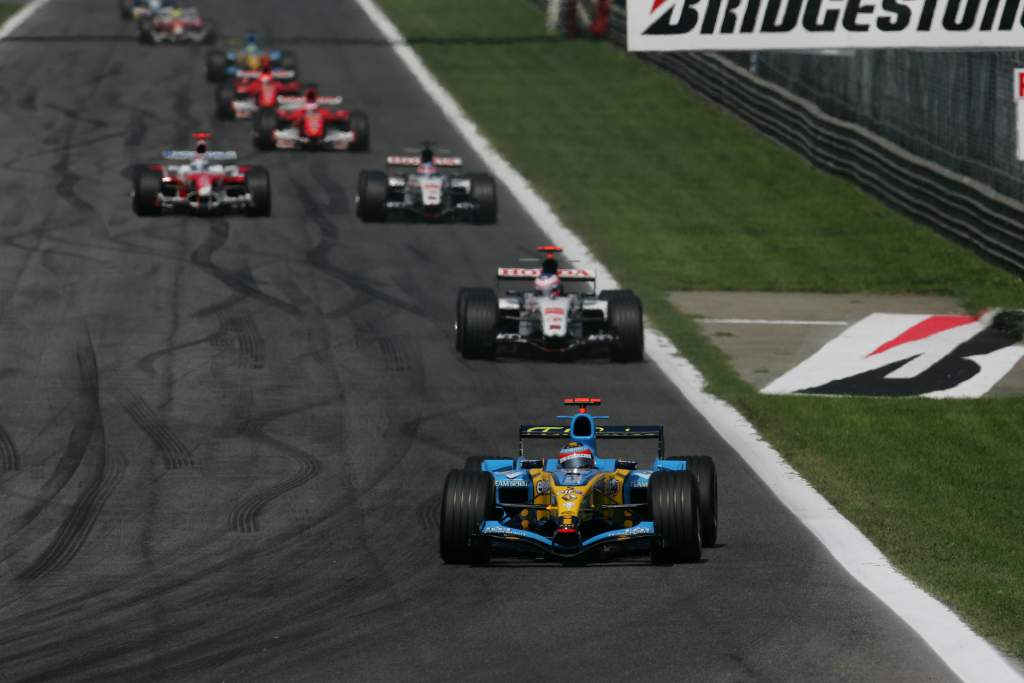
[537,1,1024,276]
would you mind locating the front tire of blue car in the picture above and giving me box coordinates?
[649,470,702,564]
[440,469,494,564]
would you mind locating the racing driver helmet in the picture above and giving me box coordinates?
[304,86,319,104]
[558,442,594,470]
[534,272,562,298]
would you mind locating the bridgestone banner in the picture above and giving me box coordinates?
[628,0,1024,50]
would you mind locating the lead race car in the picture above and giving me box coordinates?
[131,133,271,216]
[440,398,718,564]
[355,145,496,224]
[138,6,215,44]
[456,246,644,361]
[254,87,370,152]
[205,33,298,82]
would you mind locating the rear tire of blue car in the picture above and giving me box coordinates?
[280,50,298,73]
[205,50,227,81]
[460,289,498,360]
[678,456,718,547]
[440,469,494,564]
[463,456,485,470]
[649,470,702,564]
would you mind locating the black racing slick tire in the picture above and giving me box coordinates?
[668,456,718,547]
[460,289,498,360]
[455,287,492,353]
[440,469,494,564]
[205,50,227,81]
[132,168,162,216]
[348,110,370,152]
[215,83,236,120]
[468,173,497,225]
[455,288,468,352]
[357,170,388,222]
[279,49,298,73]
[601,290,644,362]
[649,470,702,564]
[245,166,272,217]
[254,110,278,151]
[119,0,134,20]
[138,20,155,44]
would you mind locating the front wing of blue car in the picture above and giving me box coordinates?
[477,520,657,559]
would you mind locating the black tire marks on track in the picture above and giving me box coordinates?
[122,396,193,469]
[15,341,122,580]
[227,433,322,533]
[0,425,19,472]
[211,312,266,370]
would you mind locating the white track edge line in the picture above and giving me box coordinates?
[370,2,1021,681]
[701,318,849,326]
[0,0,52,41]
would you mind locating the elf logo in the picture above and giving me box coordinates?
[763,313,1024,398]
[628,0,1024,51]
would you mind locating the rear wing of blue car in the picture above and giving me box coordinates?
[518,425,664,458]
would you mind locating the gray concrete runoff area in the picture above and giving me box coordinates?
[672,291,1024,397]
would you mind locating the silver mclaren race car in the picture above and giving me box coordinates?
[456,246,644,361]
[356,146,496,224]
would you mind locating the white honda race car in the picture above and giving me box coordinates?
[355,146,497,224]
[455,246,644,361]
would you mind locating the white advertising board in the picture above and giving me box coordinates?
[629,0,1024,50]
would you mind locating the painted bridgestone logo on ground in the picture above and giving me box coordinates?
[763,312,1024,397]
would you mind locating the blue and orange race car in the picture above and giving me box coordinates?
[440,398,718,564]
[205,33,298,82]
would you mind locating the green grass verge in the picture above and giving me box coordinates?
[0,4,19,24]
[376,0,1024,657]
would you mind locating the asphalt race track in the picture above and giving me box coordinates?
[0,1,958,680]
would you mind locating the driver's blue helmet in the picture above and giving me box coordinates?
[244,32,259,48]
[558,442,594,469]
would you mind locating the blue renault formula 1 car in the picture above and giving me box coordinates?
[439,398,718,564]
[205,33,298,82]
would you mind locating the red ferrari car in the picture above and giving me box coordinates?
[216,63,302,120]
[254,88,369,152]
